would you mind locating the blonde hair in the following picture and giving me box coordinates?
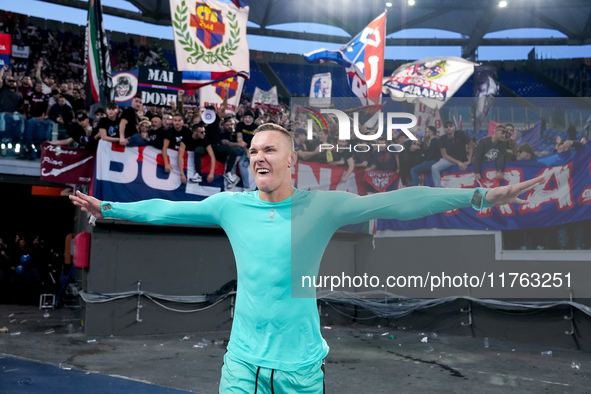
[254,123,295,152]
[138,119,152,129]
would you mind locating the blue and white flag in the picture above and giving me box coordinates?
[304,12,386,106]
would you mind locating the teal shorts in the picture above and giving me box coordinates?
[219,353,325,394]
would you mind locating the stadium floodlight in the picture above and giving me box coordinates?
[386,1,393,6]
[499,1,508,7]
[407,0,415,5]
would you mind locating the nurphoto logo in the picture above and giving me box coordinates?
[306,110,418,153]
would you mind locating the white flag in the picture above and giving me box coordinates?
[253,86,278,106]
[383,56,476,109]
[170,0,250,77]
[199,75,244,114]
[308,73,332,108]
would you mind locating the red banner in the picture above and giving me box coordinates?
[40,142,95,185]
[0,33,11,68]
[363,170,398,193]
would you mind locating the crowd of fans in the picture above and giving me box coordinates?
[0,234,65,305]
[0,11,588,256]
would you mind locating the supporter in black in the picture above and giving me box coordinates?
[25,235,46,305]
[516,143,536,161]
[0,66,23,113]
[8,235,31,305]
[308,130,334,164]
[162,112,191,173]
[235,109,257,149]
[399,139,423,187]
[235,109,259,189]
[431,120,472,187]
[177,122,215,185]
[220,117,246,151]
[352,127,375,170]
[293,128,317,161]
[333,139,355,184]
[93,107,106,128]
[148,114,166,149]
[220,117,248,183]
[410,126,441,186]
[119,95,143,145]
[366,135,399,172]
[59,82,74,105]
[47,94,74,125]
[503,123,519,162]
[69,88,86,112]
[473,123,507,182]
[162,112,174,130]
[49,111,99,150]
[144,105,158,120]
[98,102,121,144]
[203,105,240,188]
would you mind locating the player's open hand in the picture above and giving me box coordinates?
[485,176,545,206]
[69,191,104,219]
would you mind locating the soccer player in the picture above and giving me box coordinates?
[70,123,544,393]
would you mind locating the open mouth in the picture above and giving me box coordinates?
[256,168,270,174]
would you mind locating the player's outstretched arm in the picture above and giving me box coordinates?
[69,191,103,219]
[485,176,545,206]
[328,175,546,227]
[69,191,226,227]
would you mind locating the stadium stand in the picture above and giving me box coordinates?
[242,60,272,94]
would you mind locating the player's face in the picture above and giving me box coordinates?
[250,130,295,201]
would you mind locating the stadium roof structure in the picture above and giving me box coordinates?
[42,0,591,58]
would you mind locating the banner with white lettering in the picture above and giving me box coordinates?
[378,144,591,231]
[199,75,244,113]
[383,56,476,109]
[309,73,332,108]
[93,140,226,202]
[91,140,591,230]
[138,66,183,107]
[40,142,95,185]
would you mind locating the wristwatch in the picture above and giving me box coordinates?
[471,188,493,210]
[471,190,483,207]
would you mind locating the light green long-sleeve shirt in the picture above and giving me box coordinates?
[100,187,490,371]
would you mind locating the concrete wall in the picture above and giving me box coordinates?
[84,223,590,352]
[84,222,362,336]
